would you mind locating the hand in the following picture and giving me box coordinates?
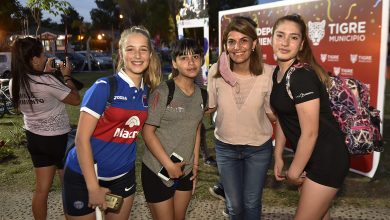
[166,161,185,179]
[286,170,306,186]
[60,57,72,76]
[273,158,285,181]
[190,164,199,195]
[87,186,111,211]
[44,58,56,73]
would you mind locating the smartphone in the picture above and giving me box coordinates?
[157,152,184,181]
[105,193,123,212]
[62,59,67,67]
[51,59,57,69]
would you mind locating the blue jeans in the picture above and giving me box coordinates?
[215,139,273,220]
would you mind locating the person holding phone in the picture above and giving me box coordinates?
[9,37,81,220]
[62,26,161,219]
[270,14,349,220]
[141,38,205,220]
[207,16,276,219]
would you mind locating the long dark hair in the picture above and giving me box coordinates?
[11,37,45,109]
[272,14,329,86]
[217,16,264,77]
[170,38,204,78]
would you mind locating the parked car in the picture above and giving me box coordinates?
[91,52,113,70]
[0,52,11,78]
[55,52,89,72]
[76,51,102,71]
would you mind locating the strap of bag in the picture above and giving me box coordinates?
[166,79,175,106]
[166,79,207,108]
[107,75,117,105]
[200,88,208,110]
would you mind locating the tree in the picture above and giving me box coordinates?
[208,0,257,48]
[0,0,23,32]
[60,6,84,36]
[166,0,183,38]
[26,0,70,36]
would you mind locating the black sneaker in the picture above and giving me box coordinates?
[204,156,217,167]
[209,185,225,201]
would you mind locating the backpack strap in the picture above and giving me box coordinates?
[166,79,175,106]
[200,88,208,110]
[285,67,294,100]
[107,75,117,105]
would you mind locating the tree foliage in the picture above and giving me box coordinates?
[27,0,70,36]
[208,0,258,47]
[60,6,84,37]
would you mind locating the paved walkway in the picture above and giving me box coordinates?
[1,189,389,220]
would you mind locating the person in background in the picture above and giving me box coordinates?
[62,26,161,219]
[270,14,349,220]
[141,38,205,220]
[9,37,81,220]
[194,71,217,167]
[207,16,276,219]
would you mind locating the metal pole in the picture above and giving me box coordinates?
[87,37,92,71]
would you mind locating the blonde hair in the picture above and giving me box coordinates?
[117,26,162,90]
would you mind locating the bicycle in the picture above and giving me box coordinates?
[0,79,16,118]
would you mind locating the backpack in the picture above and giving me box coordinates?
[165,79,208,109]
[64,75,117,160]
[285,63,384,155]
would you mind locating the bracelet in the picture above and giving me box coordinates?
[65,78,73,83]
[63,75,71,78]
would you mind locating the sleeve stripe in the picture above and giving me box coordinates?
[80,107,101,119]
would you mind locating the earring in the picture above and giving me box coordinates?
[252,48,255,52]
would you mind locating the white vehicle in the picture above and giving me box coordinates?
[0,52,11,78]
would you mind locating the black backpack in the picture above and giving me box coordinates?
[165,79,208,108]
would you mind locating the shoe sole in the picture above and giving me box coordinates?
[208,187,226,201]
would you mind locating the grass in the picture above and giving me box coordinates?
[0,71,389,209]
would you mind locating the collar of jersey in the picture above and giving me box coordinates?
[118,68,145,90]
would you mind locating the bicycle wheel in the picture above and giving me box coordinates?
[2,87,16,115]
[0,97,5,118]
[5,98,16,115]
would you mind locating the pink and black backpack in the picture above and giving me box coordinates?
[286,62,384,155]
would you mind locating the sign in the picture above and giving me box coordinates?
[219,0,389,177]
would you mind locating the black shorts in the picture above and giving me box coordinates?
[63,167,136,216]
[141,163,193,203]
[25,130,67,168]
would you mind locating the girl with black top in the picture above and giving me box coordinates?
[270,14,349,220]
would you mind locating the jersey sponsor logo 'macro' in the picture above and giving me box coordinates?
[125,116,140,128]
[113,116,141,139]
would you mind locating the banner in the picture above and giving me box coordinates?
[219,0,389,177]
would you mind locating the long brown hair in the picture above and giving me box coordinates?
[217,16,263,77]
[10,37,44,109]
[272,14,330,86]
[117,26,162,91]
